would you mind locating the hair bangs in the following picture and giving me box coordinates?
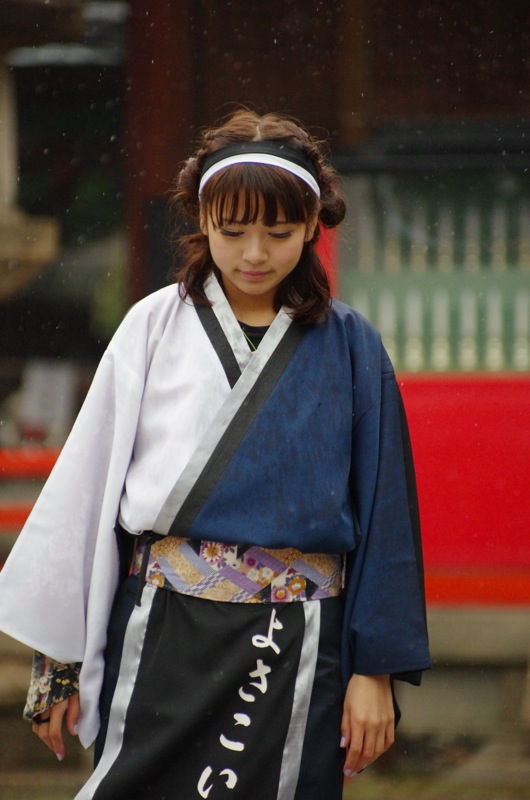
[201,164,317,228]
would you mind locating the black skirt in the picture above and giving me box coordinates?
[76,575,345,800]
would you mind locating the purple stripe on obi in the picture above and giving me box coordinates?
[132,537,344,604]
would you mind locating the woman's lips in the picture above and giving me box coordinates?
[239,270,270,281]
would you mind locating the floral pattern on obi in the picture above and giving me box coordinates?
[133,537,344,604]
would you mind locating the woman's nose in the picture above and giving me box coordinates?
[243,236,267,264]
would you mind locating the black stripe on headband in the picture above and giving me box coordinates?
[200,140,318,182]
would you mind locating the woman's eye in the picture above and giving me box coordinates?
[270,231,291,239]
[220,229,242,237]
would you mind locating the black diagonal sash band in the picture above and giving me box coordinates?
[167,321,306,537]
[195,303,242,388]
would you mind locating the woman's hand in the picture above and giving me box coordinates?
[31,693,80,761]
[340,673,395,778]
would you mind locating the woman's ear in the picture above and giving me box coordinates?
[305,213,319,242]
[199,208,208,236]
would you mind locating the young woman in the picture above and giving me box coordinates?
[0,110,430,800]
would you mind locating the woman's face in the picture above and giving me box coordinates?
[201,193,317,318]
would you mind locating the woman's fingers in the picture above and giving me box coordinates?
[48,701,68,760]
[344,724,376,774]
[31,696,79,760]
[32,714,58,758]
[344,721,394,775]
[341,673,395,777]
[66,691,81,736]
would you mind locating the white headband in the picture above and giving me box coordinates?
[198,151,321,199]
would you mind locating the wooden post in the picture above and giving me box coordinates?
[334,0,373,148]
[125,0,196,301]
[0,61,17,211]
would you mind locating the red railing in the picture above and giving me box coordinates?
[0,447,60,531]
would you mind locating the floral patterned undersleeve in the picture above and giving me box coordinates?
[24,651,80,722]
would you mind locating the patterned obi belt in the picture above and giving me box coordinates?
[132,536,344,604]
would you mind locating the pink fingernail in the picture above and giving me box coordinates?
[56,752,64,762]
[340,736,346,748]
[344,768,353,777]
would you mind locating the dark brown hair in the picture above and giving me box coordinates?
[170,110,346,325]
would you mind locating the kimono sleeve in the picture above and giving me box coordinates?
[0,333,145,665]
[341,365,431,685]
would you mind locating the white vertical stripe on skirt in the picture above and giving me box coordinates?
[75,584,156,800]
[276,601,320,800]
